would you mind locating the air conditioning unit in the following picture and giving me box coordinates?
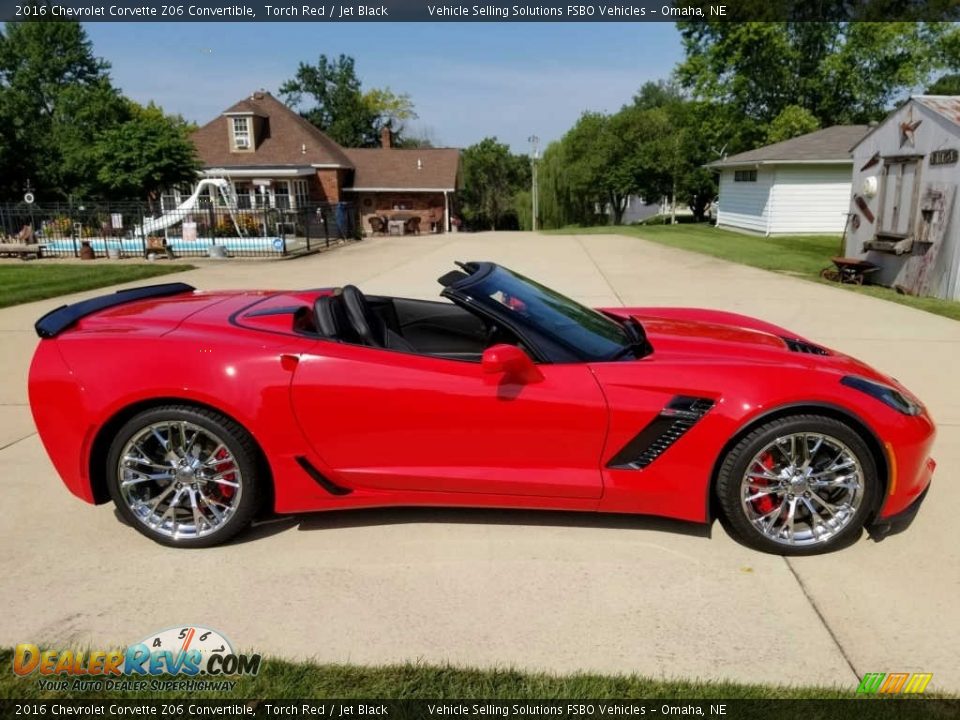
[235,137,250,149]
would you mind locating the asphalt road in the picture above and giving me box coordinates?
[2,231,958,692]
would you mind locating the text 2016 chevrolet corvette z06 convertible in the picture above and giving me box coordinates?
[29,262,935,553]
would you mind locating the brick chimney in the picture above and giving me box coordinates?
[380,126,393,149]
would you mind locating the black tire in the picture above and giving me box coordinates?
[106,405,263,548]
[715,414,879,555]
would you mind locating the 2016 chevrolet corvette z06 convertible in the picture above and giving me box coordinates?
[28,261,935,553]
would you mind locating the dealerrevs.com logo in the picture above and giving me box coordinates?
[13,625,261,692]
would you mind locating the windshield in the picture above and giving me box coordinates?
[462,265,629,361]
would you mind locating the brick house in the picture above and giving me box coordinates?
[189,90,461,233]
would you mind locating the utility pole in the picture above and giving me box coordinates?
[528,135,539,231]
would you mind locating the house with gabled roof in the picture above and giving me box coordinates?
[707,125,870,235]
[189,90,461,233]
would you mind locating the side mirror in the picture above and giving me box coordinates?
[481,344,543,383]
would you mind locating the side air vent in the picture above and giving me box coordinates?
[295,456,352,496]
[781,336,830,356]
[607,396,715,471]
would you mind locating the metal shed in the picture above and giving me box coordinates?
[845,96,960,300]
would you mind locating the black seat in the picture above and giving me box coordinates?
[340,285,415,352]
[313,290,361,344]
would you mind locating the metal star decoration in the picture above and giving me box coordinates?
[900,108,922,148]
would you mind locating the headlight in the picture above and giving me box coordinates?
[841,375,923,416]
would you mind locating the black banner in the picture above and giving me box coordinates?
[0,0,958,22]
[2,699,960,720]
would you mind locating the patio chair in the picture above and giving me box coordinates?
[368,216,388,236]
[404,216,421,235]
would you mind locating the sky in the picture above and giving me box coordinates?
[83,23,684,152]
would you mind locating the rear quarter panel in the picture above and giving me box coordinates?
[29,310,328,511]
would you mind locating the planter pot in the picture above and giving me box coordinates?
[79,241,95,261]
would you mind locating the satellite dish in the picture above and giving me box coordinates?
[23,192,35,204]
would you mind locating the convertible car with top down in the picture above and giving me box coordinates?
[28,261,935,553]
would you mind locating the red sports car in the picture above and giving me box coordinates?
[29,262,935,553]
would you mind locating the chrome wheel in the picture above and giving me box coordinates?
[117,421,243,540]
[740,432,864,547]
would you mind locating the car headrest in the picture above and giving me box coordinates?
[313,291,359,343]
[340,285,382,347]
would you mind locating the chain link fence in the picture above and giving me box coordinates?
[0,200,359,258]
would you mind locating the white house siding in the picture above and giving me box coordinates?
[845,100,960,300]
[715,168,774,233]
[767,166,853,234]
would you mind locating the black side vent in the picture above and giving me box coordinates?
[607,396,715,471]
[781,337,830,356]
[295,456,352,496]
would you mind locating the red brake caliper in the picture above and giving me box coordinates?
[213,447,236,499]
[753,451,776,514]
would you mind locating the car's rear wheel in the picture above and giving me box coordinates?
[716,414,878,555]
[106,405,261,548]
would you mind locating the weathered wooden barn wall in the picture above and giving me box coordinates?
[846,98,960,301]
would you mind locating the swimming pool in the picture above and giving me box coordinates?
[42,236,286,255]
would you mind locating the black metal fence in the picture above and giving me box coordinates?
[0,200,359,258]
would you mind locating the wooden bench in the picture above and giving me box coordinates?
[0,243,45,260]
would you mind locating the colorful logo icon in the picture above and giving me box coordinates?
[856,672,933,694]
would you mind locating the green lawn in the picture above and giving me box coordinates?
[0,263,195,309]
[547,225,960,322]
[0,650,863,700]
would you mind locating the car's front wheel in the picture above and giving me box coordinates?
[716,414,879,555]
[106,405,262,548]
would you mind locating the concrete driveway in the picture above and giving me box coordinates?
[2,231,958,692]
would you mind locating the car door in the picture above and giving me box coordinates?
[289,340,608,499]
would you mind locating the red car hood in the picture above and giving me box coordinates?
[608,306,899,385]
[608,307,797,351]
[639,315,787,350]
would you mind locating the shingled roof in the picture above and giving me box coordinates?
[343,147,460,191]
[191,91,353,169]
[707,125,870,168]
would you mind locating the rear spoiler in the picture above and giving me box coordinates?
[34,282,196,339]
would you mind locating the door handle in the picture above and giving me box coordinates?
[280,354,300,372]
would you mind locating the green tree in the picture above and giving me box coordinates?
[362,87,417,135]
[49,80,129,197]
[539,140,590,229]
[926,73,960,95]
[628,83,718,222]
[460,137,530,230]
[280,54,376,147]
[676,22,953,133]
[95,102,201,206]
[537,106,671,227]
[280,55,419,148]
[766,104,821,143]
[0,20,114,198]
